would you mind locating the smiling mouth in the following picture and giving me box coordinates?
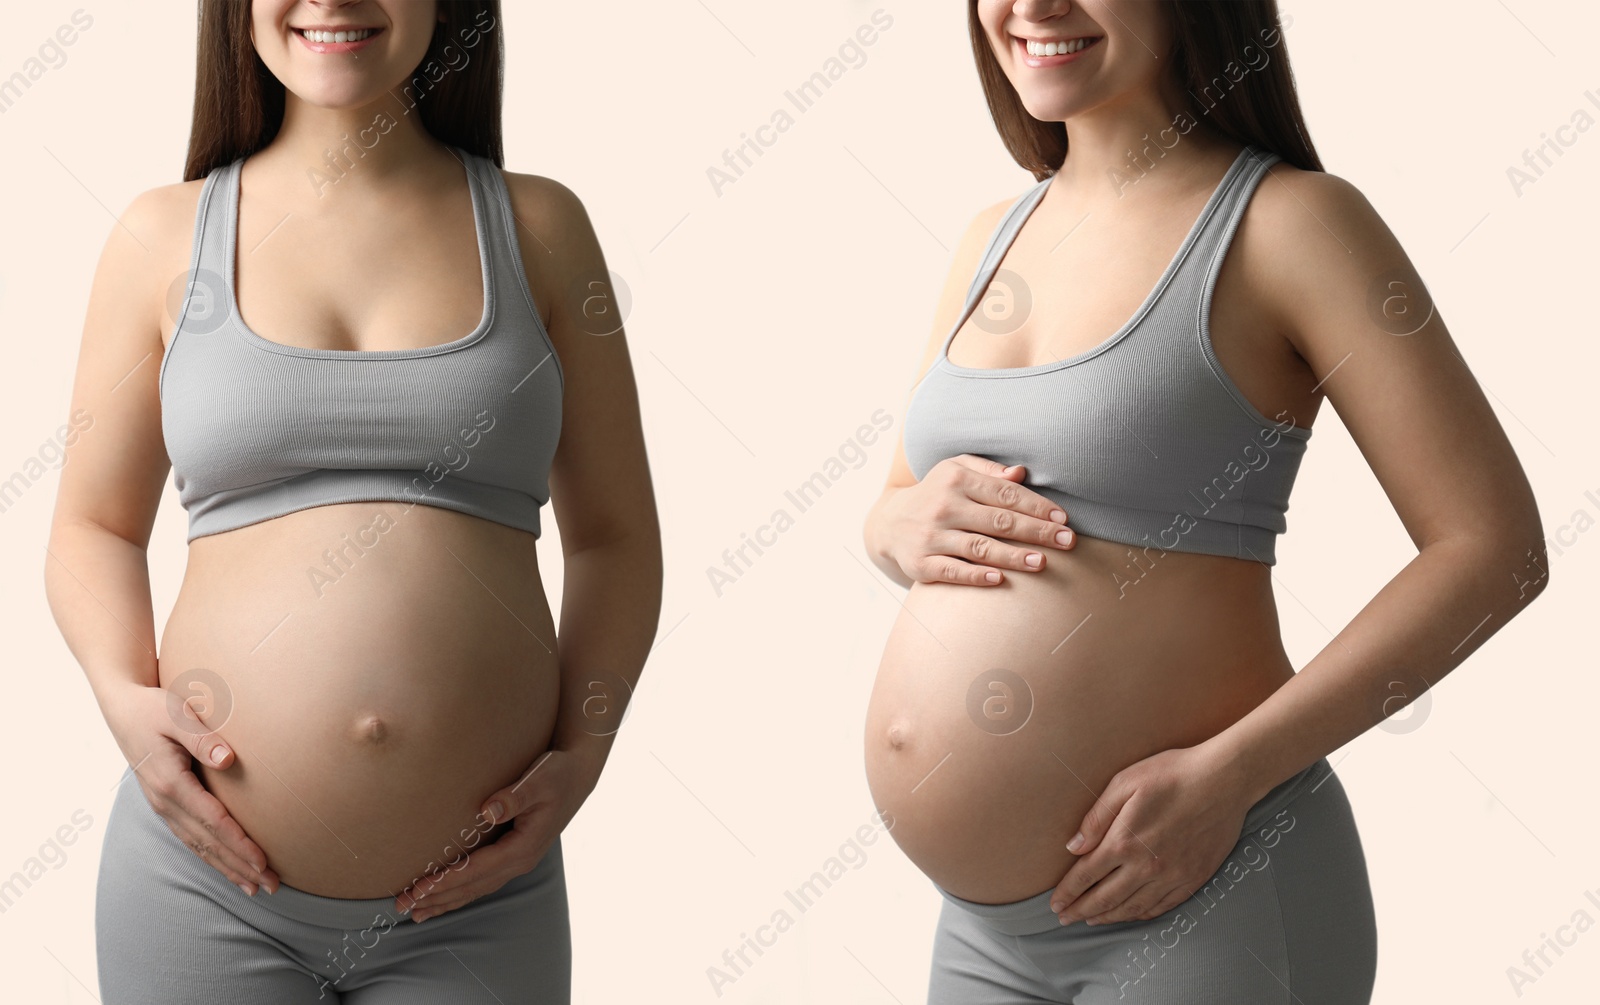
[1020,36,1102,57]
[294,27,381,44]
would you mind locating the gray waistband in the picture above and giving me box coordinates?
[108,770,555,930]
[935,757,1334,937]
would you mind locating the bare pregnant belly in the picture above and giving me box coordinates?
[158,502,560,898]
[863,536,1296,904]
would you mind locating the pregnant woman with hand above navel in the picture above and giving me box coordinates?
[45,2,659,1002]
[862,2,1545,1002]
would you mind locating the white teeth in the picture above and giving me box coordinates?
[300,28,374,44]
[1026,37,1094,56]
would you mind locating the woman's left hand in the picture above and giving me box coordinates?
[395,748,601,922]
[1050,744,1255,927]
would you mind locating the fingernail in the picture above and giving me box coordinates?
[1085,919,1099,926]
[1050,509,1066,523]
[237,882,254,896]
[209,745,228,765]
[1058,914,1072,926]
[486,801,504,823]
[984,571,1001,584]
[413,911,429,923]
[1056,530,1074,546]
[1024,553,1042,568]
[1067,833,1084,853]
[1050,901,1063,913]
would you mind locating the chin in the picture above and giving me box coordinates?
[298,85,384,112]
[1014,92,1090,126]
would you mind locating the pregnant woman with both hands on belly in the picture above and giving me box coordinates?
[45,3,660,1002]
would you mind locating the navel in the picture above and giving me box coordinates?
[353,714,388,744]
[885,719,914,752]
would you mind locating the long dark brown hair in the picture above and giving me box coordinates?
[183,0,504,180]
[969,0,1322,179]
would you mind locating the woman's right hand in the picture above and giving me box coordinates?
[876,455,1076,586]
[102,682,280,895]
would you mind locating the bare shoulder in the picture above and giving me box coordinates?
[876,188,1024,487]
[965,191,1019,255]
[499,170,599,256]
[122,176,211,258]
[1233,160,1419,344]
[1247,161,1392,252]
[498,169,610,333]
[943,188,1032,310]
[928,190,1020,333]
[950,187,1031,295]
[976,190,1020,229]
[57,172,213,541]
[94,176,211,345]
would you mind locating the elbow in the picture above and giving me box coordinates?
[1516,522,1551,604]
[1492,517,1551,607]
[1426,518,1550,608]
[1515,498,1551,590]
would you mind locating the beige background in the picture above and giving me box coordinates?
[3,1,1597,1001]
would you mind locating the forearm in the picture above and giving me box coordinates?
[1210,533,1549,804]
[547,531,663,781]
[863,486,913,589]
[43,519,160,745]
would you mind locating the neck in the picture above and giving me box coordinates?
[1053,76,1234,202]
[256,91,450,200]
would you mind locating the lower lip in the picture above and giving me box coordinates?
[1017,36,1102,67]
[294,28,381,54]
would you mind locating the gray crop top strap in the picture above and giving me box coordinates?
[158,146,564,542]
[903,145,1311,565]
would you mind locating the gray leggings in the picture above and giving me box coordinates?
[95,773,571,1003]
[928,759,1377,1004]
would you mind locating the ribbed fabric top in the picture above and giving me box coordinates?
[903,145,1310,565]
[158,146,564,543]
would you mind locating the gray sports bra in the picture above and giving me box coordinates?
[903,145,1311,565]
[159,147,564,542]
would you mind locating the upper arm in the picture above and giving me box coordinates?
[878,195,1015,493]
[1251,168,1543,552]
[503,171,658,555]
[49,183,196,548]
